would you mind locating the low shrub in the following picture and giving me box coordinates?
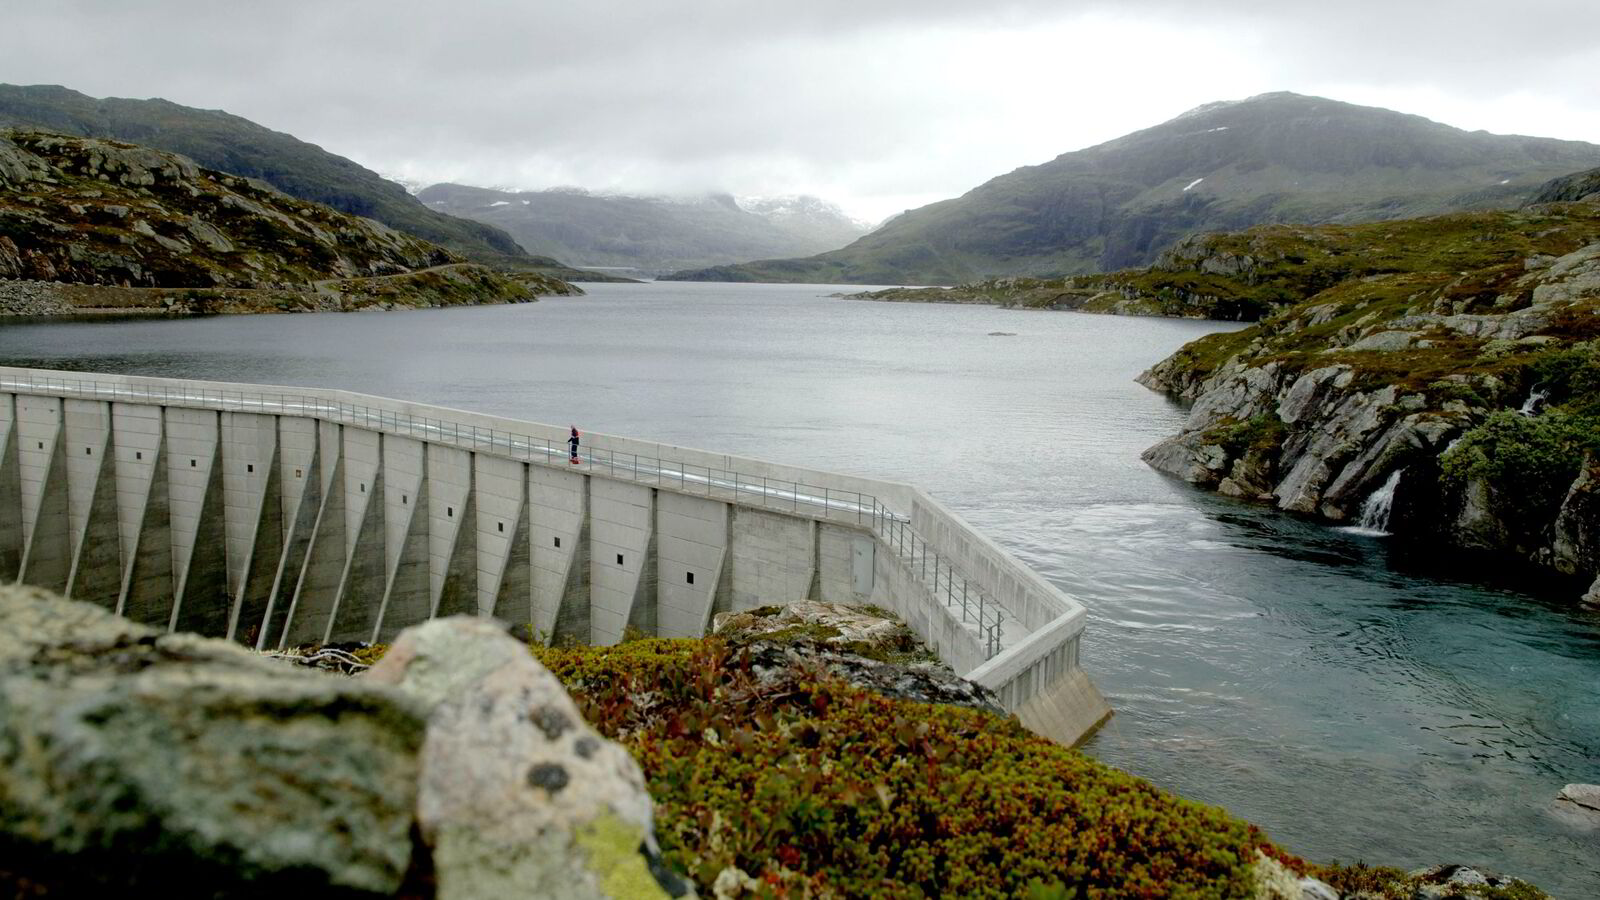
[1440,410,1600,533]
[535,639,1286,898]
[1529,340,1600,416]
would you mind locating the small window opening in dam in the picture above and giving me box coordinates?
[687,571,695,585]
[616,553,624,565]
[247,464,253,473]
[553,536,561,548]
[497,522,504,533]
[190,459,196,467]
[85,447,91,455]
[359,483,365,493]
[135,452,142,460]
[402,494,407,504]
[447,506,454,517]
[294,469,301,478]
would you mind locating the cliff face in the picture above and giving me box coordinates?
[1135,199,1600,598]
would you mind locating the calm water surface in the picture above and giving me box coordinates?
[2,282,1596,895]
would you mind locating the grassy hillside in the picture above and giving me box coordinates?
[857,201,1600,321]
[663,92,1600,286]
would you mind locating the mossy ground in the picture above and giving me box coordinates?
[328,634,1298,897]
[278,630,1559,898]
[536,637,1291,898]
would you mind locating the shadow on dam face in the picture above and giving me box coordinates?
[0,367,1110,746]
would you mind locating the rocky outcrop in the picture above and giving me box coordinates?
[0,128,453,287]
[1253,852,1338,900]
[0,584,678,898]
[1138,211,1600,595]
[0,84,553,267]
[712,601,1003,714]
[1529,166,1600,204]
[0,128,577,310]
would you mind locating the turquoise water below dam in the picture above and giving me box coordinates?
[1,281,1595,895]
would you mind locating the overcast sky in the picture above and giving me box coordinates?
[5,0,1598,222]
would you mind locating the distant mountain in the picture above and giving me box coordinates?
[661,92,1600,285]
[0,84,564,270]
[418,184,869,276]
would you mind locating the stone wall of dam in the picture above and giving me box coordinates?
[0,367,1110,745]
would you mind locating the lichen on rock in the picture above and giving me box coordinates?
[364,616,684,899]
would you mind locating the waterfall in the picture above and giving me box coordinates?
[1352,469,1404,536]
[1520,387,1549,417]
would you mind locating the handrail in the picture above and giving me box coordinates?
[0,370,1007,657]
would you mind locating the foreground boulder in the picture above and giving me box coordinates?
[366,618,685,899]
[0,583,427,895]
[0,585,678,898]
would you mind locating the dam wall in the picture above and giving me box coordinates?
[0,367,1110,745]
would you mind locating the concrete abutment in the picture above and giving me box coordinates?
[0,368,1110,745]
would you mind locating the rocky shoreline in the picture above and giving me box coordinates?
[0,265,582,317]
[1135,203,1600,602]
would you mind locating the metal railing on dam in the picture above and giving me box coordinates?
[0,367,1111,745]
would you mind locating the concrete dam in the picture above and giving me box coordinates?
[0,367,1110,745]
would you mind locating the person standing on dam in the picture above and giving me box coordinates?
[568,426,581,464]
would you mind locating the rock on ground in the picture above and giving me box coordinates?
[0,583,428,896]
[365,617,688,900]
[1404,863,1540,898]
[1251,851,1339,900]
[0,585,686,899]
[1552,782,1600,829]
[713,600,908,649]
[712,602,1001,713]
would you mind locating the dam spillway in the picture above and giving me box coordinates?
[0,367,1109,745]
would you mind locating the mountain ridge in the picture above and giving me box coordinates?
[661,92,1600,285]
[0,84,571,271]
[419,183,870,276]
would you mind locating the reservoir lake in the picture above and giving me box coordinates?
[1,281,1595,895]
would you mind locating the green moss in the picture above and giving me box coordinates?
[1210,414,1287,459]
[574,813,670,899]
